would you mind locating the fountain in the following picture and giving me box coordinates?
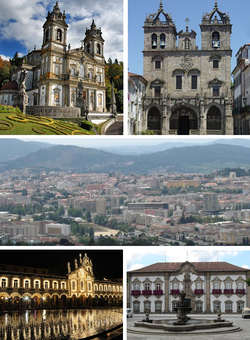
[132,289,240,335]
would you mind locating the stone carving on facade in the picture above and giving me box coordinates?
[14,69,28,114]
[180,55,193,72]
[76,79,86,117]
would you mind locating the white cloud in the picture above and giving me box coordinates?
[0,54,11,61]
[242,265,250,269]
[129,263,145,271]
[0,0,123,61]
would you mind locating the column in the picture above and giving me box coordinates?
[204,272,211,313]
[164,273,170,313]
[127,274,131,308]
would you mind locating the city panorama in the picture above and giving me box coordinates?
[1,137,250,246]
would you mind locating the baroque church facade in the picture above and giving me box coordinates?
[127,261,250,314]
[139,1,233,135]
[0,1,106,112]
[0,253,122,311]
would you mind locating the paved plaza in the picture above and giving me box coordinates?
[127,314,250,340]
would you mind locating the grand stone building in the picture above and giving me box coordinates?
[139,1,233,135]
[127,261,250,314]
[0,253,122,311]
[0,1,106,112]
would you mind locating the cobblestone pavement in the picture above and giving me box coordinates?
[126,314,250,340]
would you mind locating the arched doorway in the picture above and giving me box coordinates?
[170,107,198,135]
[207,106,221,131]
[147,107,162,134]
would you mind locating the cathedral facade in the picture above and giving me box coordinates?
[0,253,122,311]
[0,1,106,112]
[140,1,233,135]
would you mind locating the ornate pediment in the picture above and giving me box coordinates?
[150,78,165,87]
[208,78,223,86]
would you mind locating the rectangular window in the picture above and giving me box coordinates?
[54,92,59,103]
[225,302,232,311]
[191,75,197,89]
[55,65,60,75]
[155,61,161,69]
[176,75,182,89]
[213,60,219,68]
[155,86,161,98]
[213,86,220,97]
[13,280,18,288]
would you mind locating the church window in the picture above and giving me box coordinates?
[80,281,84,290]
[88,282,91,291]
[191,75,197,89]
[212,31,220,48]
[213,86,220,97]
[185,38,190,50]
[54,92,59,103]
[160,34,165,49]
[154,86,161,97]
[71,68,76,76]
[55,66,60,75]
[176,75,182,89]
[86,43,91,54]
[72,281,76,290]
[207,106,221,130]
[152,34,157,49]
[97,44,101,54]
[213,60,219,68]
[57,29,62,42]
[98,95,102,105]
[155,61,161,69]
[45,29,49,42]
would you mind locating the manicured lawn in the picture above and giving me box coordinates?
[0,108,95,135]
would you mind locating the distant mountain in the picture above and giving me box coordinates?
[4,143,250,174]
[98,142,193,155]
[0,139,52,163]
[208,139,250,148]
[97,139,250,155]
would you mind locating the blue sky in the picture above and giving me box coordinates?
[126,248,250,271]
[0,0,123,62]
[128,0,250,76]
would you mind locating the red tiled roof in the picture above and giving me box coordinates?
[1,80,18,91]
[128,261,249,273]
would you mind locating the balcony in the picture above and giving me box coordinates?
[170,289,180,295]
[142,290,152,295]
[131,290,141,296]
[236,289,245,294]
[194,289,204,295]
[153,290,163,295]
[212,289,222,294]
[223,289,234,294]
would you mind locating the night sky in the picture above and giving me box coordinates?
[0,249,123,280]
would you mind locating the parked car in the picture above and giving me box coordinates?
[127,308,133,318]
[242,307,250,319]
